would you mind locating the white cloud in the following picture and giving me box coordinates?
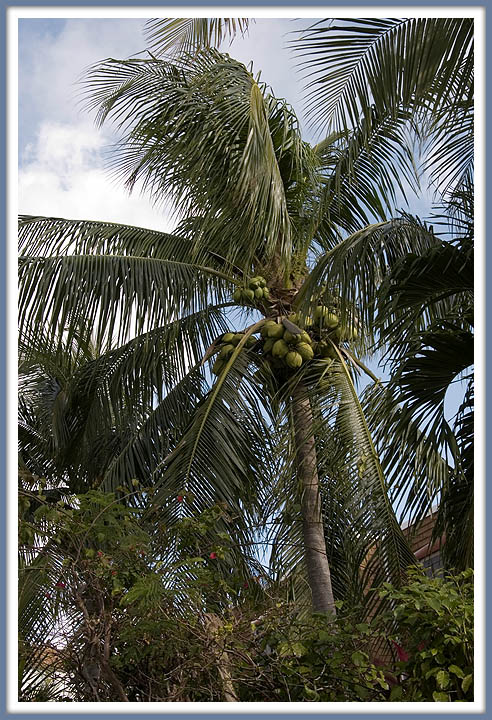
[19,120,174,232]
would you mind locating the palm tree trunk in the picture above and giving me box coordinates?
[292,383,336,616]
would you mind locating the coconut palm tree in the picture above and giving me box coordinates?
[19,43,448,618]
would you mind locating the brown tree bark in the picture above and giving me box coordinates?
[292,383,336,616]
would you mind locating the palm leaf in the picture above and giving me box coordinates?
[144,18,252,56]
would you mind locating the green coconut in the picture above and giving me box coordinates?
[313,305,330,322]
[283,330,301,344]
[243,289,255,303]
[218,344,235,359]
[316,340,338,359]
[325,313,340,329]
[285,351,303,369]
[212,358,225,375]
[222,332,235,343]
[261,320,277,337]
[232,289,243,303]
[267,324,285,339]
[297,343,314,361]
[254,287,264,299]
[263,338,275,353]
[329,326,343,342]
[272,339,289,358]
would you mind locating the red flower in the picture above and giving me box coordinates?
[111,570,117,576]
[392,640,409,662]
[177,495,184,502]
[55,582,65,589]
[44,593,52,599]
[97,551,103,557]
[417,641,426,652]
[243,581,249,589]
[209,552,217,560]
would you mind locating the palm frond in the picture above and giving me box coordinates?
[144,18,252,56]
[80,51,298,268]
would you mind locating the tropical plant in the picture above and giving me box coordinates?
[377,566,474,702]
[19,43,435,621]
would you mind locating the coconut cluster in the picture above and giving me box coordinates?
[211,297,357,380]
[260,320,314,369]
[233,276,270,305]
[211,332,257,375]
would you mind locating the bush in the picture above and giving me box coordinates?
[378,567,474,701]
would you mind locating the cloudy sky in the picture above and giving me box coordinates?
[18,18,323,231]
[18,16,433,233]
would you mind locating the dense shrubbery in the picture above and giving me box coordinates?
[19,493,474,702]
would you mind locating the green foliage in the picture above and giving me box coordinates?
[378,567,474,701]
[232,606,390,701]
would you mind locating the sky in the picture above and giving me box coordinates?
[18,17,433,231]
[18,18,318,231]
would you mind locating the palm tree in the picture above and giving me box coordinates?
[19,43,444,618]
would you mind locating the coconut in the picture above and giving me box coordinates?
[297,343,314,361]
[261,320,277,337]
[254,287,263,299]
[285,351,303,368]
[272,339,289,358]
[233,289,242,303]
[222,332,235,343]
[243,289,255,302]
[212,358,225,375]
[267,324,285,339]
[313,305,330,322]
[219,344,235,359]
[263,338,275,353]
[299,331,312,345]
[316,340,338,359]
[325,313,340,329]
[283,330,301,344]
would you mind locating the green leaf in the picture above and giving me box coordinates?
[448,664,464,678]
[427,596,443,612]
[436,670,449,689]
[432,691,449,702]
[351,650,367,667]
[461,674,473,693]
